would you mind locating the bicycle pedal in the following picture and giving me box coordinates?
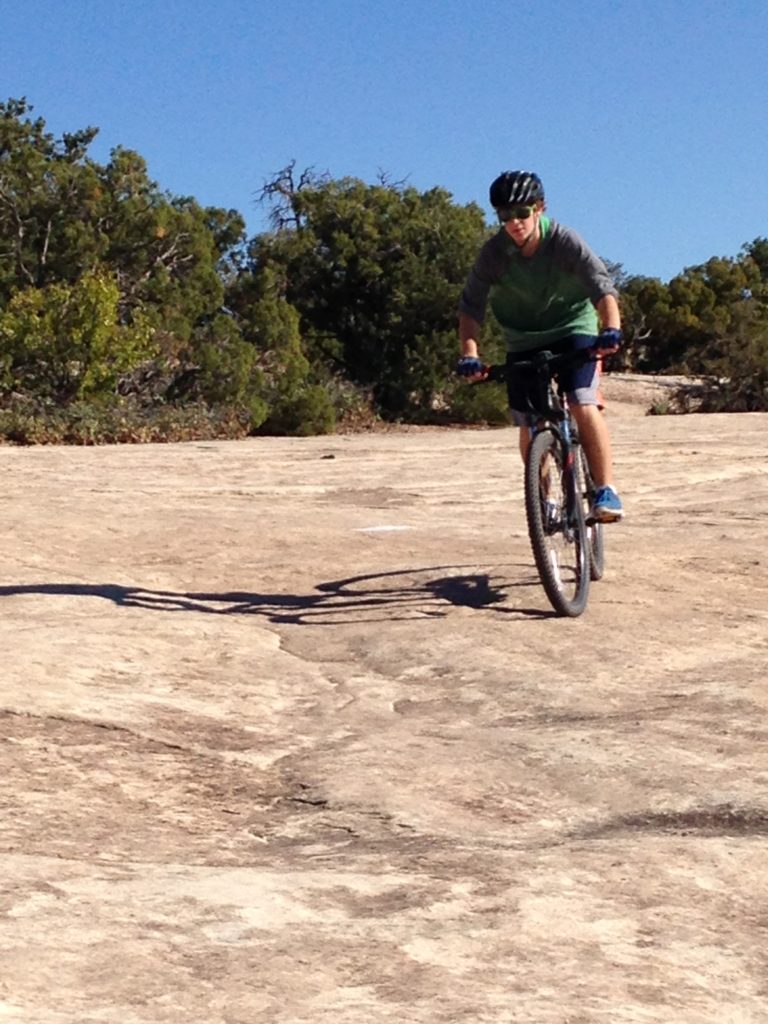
[589,509,622,525]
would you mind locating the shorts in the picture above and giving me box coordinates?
[505,333,602,426]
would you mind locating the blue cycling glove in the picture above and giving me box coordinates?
[596,328,623,352]
[456,356,483,377]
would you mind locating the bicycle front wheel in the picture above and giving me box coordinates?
[525,429,590,617]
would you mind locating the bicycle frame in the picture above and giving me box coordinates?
[488,350,584,528]
[482,348,602,614]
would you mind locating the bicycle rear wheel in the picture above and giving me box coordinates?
[525,429,590,617]
[577,446,605,581]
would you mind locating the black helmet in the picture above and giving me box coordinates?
[489,170,544,208]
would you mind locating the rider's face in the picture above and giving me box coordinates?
[503,205,540,247]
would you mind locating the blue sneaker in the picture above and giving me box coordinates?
[589,485,623,524]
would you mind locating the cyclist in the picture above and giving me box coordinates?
[457,170,624,523]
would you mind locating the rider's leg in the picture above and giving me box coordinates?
[570,403,614,487]
[565,333,616,488]
[573,401,623,521]
[517,423,532,463]
[506,353,537,465]
[566,334,623,521]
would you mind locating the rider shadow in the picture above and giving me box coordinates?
[0,565,551,624]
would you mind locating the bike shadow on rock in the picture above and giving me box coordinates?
[0,566,553,624]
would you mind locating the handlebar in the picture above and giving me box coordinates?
[475,345,604,384]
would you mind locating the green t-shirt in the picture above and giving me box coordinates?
[459,217,618,352]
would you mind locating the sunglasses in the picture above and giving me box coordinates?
[497,204,537,223]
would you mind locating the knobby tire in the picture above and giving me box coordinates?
[525,429,590,617]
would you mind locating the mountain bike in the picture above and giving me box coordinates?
[483,348,605,616]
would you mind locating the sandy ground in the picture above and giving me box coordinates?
[1,376,767,1023]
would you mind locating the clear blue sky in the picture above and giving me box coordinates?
[2,0,767,282]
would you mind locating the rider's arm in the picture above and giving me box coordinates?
[596,293,621,331]
[458,234,506,349]
[459,313,482,358]
[550,224,620,314]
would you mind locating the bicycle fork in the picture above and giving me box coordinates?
[555,421,582,540]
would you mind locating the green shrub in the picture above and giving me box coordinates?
[444,377,511,425]
[257,383,336,436]
[693,324,768,412]
[0,395,252,444]
[0,269,156,402]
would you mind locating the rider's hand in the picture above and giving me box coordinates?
[595,328,623,354]
[456,356,484,378]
